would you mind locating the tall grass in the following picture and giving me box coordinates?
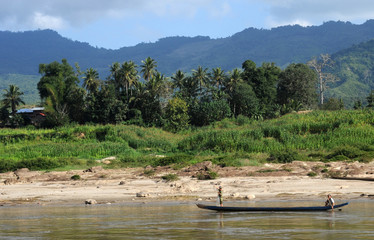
[0,110,373,172]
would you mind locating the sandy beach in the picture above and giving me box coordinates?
[1,161,374,206]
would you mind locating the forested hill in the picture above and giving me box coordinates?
[2,20,374,76]
[329,39,374,106]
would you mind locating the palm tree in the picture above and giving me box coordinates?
[2,85,25,115]
[225,68,243,116]
[141,57,157,82]
[171,70,186,90]
[192,66,209,95]
[83,68,100,93]
[120,61,139,100]
[210,67,226,89]
[225,68,243,94]
[109,62,121,92]
[147,71,166,99]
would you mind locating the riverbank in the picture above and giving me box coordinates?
[1,161,374,206]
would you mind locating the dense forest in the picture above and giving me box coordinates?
[0,57,316,129]
[1,56,374,131]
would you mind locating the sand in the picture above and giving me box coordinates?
[0,161,374,206]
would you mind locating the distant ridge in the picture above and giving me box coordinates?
[1,20,374,106]
[2,20,374,76]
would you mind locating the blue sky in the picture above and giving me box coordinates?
[1,0,373,49]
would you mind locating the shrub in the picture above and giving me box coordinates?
[143,169,155,177]
[0,160,16,173]
[325,146,363,161]
[236,115,251,126]
[161,173,179,182]
[268,150,301,163]
[197,171,218,180]
[17,158,62,170]
[307,172,317,177]
[71,174,81,180]
[153,154,194,167]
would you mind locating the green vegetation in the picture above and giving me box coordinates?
[196,171,218,180]
[329,39,374,107]
[0,110,373,172]
[307,172,317,177]
[161,173,179,182]
[3,21,374,108]
[71,174,81,180]
[0,74,40,104]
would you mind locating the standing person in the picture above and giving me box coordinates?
[217,186,223,207]
[325,194,335,209]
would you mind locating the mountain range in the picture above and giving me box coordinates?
[1,20,374,106]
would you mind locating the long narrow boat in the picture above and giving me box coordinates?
[332,176,374,181]
[196,202,349,212]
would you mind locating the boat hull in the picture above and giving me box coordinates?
[196,202,349,212]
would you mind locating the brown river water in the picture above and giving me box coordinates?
[0,200,373,239]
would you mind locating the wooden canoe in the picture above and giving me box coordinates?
[196,202,349,212]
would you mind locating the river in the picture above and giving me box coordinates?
[0,200,373,239]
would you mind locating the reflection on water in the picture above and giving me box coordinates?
[0,200,373,239]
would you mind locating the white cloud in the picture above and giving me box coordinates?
[32,12,66,29]
[0,0,228,31]
[260,0,374,27]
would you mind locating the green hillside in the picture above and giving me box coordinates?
[0,74,40,104]
[329,39,374,107]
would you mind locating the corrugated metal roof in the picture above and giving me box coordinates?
[16,107,44,113]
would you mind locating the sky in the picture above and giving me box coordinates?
[1,0,374,49]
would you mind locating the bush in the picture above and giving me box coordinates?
[17,158,62,170]
[236,115,251,126]
[143,169,155,177]
[268,150,301,163]
[197,171,218,180]
[212,156,243,167]
[161,173,179,182]
[307,172,317,177]
[0,160,17,173]
[325,146,363,161]
[71,174,81,180]
[153,154,194,167]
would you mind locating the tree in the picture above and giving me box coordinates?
[225,68,243,92]
[242,61,281,118]
[192,66,209,95]
[38,59,83,126]
[307,54,339,105]
[119,61,138,101]
[210,67,226,90]
[2,85,25,115]
[86,82,127,124]
[224,68,243,116]
[353,100,363,110]
[229,82,259,118]
[321,98,344,110]
[83,68,100,93]
[164,97,190,132]
[109,62,121,90]
[277,63,318,110]
[171,70,186,90]
[367,90,374,108]
[0,106,10,127]
[140,57,157,82]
